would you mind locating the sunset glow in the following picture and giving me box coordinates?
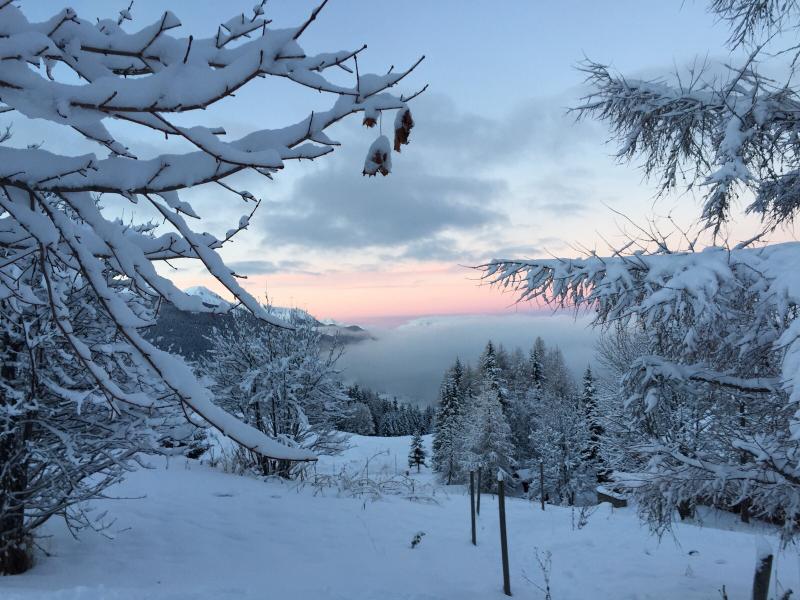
[171,264,544,326]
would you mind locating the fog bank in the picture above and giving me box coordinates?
[339,313,597,405]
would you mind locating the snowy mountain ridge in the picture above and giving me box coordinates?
[144,287,374,359]
[183,286,342,328]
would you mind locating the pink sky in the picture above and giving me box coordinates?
[172,263,544,326]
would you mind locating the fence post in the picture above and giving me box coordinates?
[476,467,482,515]
[539,462,545,511]
[752,537,773,600]
[498,470,511,596]
[470,470,477,546]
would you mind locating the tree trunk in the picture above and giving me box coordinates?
[0,336,32,575]
[0,434,30,575]
[677,500,694,521]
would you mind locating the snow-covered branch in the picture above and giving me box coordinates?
[0,1,424,464]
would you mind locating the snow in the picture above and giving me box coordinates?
[6,435,799,599]
[184,285,232,309]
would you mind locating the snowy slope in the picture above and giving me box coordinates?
[5,435,799,599]
[184,285,232,309]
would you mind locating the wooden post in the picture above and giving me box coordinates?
[476,467,482,515]
[470,470,477,546]
[539,462,545,511]
[498,471,511,596]
[752,538,773,600]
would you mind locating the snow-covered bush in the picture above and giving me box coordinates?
[482,0,800,536]
[199,307,350,479]
[0,1,423,573]
[308,452,438,504]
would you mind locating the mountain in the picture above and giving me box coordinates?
[146,287,372,360]
[182,286,231,309]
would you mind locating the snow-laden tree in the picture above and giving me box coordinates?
[531,390,593,505]
[581,366,608,484]
[338,402,375,436]
[408,431,426,472]
[200,308,349,478]
[482,0,800,535]
[378,405,403,436]
[530,337,546,389]
[519,350,590,506]
[480,341,509,412]
[463,387,515,491]
[0,1,424,572]
[507,344,546,464]
[432,359,466,484]
[0,234,184,574]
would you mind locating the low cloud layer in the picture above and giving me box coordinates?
[227,259,316,276]
[338,312,597,405]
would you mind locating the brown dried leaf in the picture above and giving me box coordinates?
[393,108,414,152]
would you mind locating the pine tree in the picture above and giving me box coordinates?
[480,341,509,412]
[423,406,437,434]
[507,337,548,464]
[340,402,375,435]
[408,431,427,472]
[432,360,465,484]
[379,410,401,436]
[532,391,593,505]
[543,346,573,398]
[464,388,515,491]
[581,365,609,484]
[530,337,546,389]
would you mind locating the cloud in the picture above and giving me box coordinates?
[226,259,317,276]
[261,160,506,249]
[406,92,603,170]
[526,177,592,216]
[539,201,587,215]
[393,236,479,263]
[254,89,607,258]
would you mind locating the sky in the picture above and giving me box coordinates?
[21,0,770,323]
[17,1,799,399]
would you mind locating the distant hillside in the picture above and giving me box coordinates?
[146,287,373,360]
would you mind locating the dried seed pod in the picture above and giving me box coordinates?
[362,135,392,177]
[363,106,378,128]
[393,107,414,152]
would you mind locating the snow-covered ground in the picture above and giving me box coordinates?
[5,435,799,599]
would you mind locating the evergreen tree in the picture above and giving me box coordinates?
[432,360,465,484]
[530,337,546,389]
[543,346,573,398]
[408,431,427,472]
[340,402,375,436]
[532,391,593,505]
[508,337,548,464]
[480,341,509,412]
[464,388,515,491]
[378,410,401,436]
[423,406,437,434]
[581,366,609,484]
